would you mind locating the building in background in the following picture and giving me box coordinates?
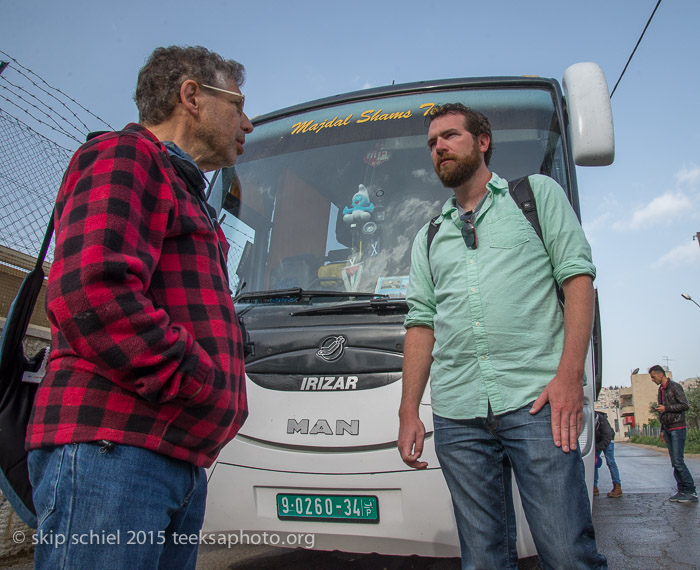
[618,370,666,434]
[596,387,624,440]
[594,368,700,439]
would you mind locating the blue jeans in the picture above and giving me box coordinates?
[28,442,207,570]
[663,427,696,494]
[594,442,621,486]
[434,404,607,570]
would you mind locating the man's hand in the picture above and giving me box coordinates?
[655,405,666,414]
[530,371,583,453]
[398,413,428,469]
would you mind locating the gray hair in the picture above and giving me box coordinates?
[135,45,246,125]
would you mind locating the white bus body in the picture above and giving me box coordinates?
[203,62,613,558]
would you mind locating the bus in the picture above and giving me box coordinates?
[202,62,613,558]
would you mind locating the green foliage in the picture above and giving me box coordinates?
[629,435,664,448]
[687,428,700,454]
[629,429,700,453]
[686,385,700,430]
[647,417,660,428]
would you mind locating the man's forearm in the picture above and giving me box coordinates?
[558,274,594,379]
[400,325,435,416]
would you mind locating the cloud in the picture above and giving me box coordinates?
[582,212,612,245]
[654,240,700,267]
[675,165,700,187]
[612,191,692,231]
[411,169,438,184]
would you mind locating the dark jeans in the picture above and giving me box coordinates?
[663,427,696,493]
[434,404,607,570]
[594,442,621,487]
[29,442,207,570]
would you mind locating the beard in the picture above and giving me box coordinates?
[433,145,482,188]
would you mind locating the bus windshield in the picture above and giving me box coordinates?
[208,85,569,301]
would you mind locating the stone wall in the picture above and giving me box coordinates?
[0,492,34,561]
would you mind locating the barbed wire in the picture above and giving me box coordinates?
[0,88,82,144]
[0,53,246,291]
[0,49,114,132]
[0,102,75,154]
[0,52,114,262]
[0,108,70,261]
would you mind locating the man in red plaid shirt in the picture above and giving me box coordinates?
[26,46,253,569]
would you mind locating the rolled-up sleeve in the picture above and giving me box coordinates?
[405,225,437,329]
[531,175,596,286]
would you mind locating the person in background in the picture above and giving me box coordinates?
[594,410,622,497]
[649,364,697,503]
[26,45,253,569]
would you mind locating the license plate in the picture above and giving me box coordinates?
[276,493,379,523]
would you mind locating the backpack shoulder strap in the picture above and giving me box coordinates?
[508,176,543,243]
[508,176,564,305]
[426,215,440,255]
[425,215,441,283]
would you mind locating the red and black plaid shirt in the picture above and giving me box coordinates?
[26,124,247,467]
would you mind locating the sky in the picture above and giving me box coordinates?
[1,0,699,387]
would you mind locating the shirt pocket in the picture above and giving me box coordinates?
[487,213,530,249]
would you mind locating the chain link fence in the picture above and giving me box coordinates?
[0,109,71,330]
[629,425,661,438]
[0,51,115,333]
[0,52,247,334]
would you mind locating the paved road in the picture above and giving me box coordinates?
[3,443,697,569]
[192,443,699,570]
[592,443,699,570]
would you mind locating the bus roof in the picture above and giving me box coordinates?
[252,75,562,125]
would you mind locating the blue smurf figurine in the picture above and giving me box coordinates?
[343,184,374,224]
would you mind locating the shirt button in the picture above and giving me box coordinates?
[471,287,476,292]
[475,322,481,326]
[469,260,474,264]
[481,355,486,360]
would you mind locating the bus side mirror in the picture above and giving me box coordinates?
[562,62,615,167]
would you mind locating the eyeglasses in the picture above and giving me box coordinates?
[460,211,477,249]
[199,83,245,111]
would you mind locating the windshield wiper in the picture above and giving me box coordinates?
[290,297,408,316]
[234,287,385,304]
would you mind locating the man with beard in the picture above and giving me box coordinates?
[398,104,606,568]
[26,46,252,569]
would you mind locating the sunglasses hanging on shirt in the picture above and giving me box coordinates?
[460,211,477,250]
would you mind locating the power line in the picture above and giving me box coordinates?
[610,0,663,98]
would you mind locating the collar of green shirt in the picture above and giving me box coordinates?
[435,172,508,226]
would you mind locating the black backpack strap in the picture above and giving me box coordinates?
[508,176,564,306]
[425,215,441,283]
[426,215,440,255]
[508,177,543,243]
